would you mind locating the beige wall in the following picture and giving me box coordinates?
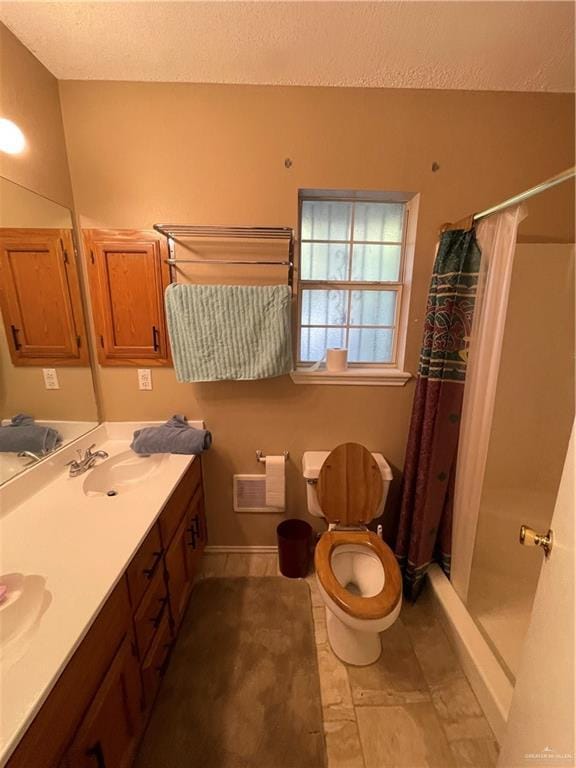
[483,242,574,495]
[0,23,73,207]
[58,80,575,546]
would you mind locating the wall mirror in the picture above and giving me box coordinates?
[0,176,99,484]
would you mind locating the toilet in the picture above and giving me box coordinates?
[302,443,402,666]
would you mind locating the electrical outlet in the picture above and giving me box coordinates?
[138,368,152,390]
[42,368,60,390]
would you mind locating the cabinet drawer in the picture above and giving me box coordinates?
[126,522,163,610]
[159,458,202,548]
[133,563,169,660]
[141,610,173,711]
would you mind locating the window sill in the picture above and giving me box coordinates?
[289,367,412,387]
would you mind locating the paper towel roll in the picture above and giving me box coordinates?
[265,455,285,509]
[326,347,348,372]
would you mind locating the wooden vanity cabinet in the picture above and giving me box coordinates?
[84,229,171,367]
[6,457,206,768]
[0,228,89,366]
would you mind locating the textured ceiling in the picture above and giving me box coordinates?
[0,1,574,92]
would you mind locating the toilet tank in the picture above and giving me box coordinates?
[302,450,393,520]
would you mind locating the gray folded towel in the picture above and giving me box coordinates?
[0,414,62,455]
[130,415,212,456]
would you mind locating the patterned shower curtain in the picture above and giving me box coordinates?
[395,226,481,600]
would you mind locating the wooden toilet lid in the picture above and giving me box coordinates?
[314,530,402,620]
[316,442,384,525]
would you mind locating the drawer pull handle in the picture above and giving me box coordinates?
[86,740,106,768]
[187,515,201,548]
[143,549,163,579]
[152,325,160,352]
[10,325,21,351]
[155,643,173,677]
[150,596,168,629]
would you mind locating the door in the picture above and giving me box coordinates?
[497,424,575,767]
[0,228,88,365]
[85,230,171,366]
[165,486,206,630]
[165,512,195,630]
[64,635,143,768]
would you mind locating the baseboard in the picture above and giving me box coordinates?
[427,564,513,744]
[204,545,279,554]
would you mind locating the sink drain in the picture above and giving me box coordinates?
[106,490,118,497]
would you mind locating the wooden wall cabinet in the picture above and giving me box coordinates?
[0,228,89,366]
[84,230,172,367]
[7,458,206,768]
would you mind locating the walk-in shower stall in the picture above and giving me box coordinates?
[428,168,575,743]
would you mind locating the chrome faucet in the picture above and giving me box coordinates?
[66,444,109,477]
[18,450,43,465]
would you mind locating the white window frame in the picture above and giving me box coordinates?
[291,190,418,386]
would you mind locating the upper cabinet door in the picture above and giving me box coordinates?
[0,228,89,366]
[85,230,171,366]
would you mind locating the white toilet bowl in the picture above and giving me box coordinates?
[315,537,402,665]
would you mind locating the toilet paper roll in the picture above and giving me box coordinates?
[326,348,348,372]
[265,455,285,509]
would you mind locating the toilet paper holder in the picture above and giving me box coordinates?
[256,450,289,463]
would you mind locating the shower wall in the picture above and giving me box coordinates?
[467,241,575,680]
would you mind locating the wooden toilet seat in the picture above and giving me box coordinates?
[315,530,402,621]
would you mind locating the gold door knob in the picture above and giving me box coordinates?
[519,525,553,558]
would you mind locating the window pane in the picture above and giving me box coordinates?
[351,244,401,281]
[300,242,350,281]
[353,202,404,242]
[301,201,352,241]
[300,327,345,362]
[348,328,394,363]
[350,290,397,326]
[301,290,347,326]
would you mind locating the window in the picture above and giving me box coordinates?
[294,191,416,384]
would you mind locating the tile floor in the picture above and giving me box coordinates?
[197,552,499,768]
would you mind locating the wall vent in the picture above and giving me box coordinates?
[233,474,277,513]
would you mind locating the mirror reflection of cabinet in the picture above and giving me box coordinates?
[84,230,171,366]
[0,176,99,487]
[0,228,89,366]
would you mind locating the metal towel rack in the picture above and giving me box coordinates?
[153,224,295,287]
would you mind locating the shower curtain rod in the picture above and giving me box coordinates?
[473,166,575,222]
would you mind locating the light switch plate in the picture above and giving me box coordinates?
[42,368,60,389]
[138,369,152,390]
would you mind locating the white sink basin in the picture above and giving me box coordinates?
[0,573,51,669]
[82,451,167,497]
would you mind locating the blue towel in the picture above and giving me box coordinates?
[130,415,212,455]
[0,414,62,455]
[165,283,293,382]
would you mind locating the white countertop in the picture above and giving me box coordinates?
[0,422,203,766]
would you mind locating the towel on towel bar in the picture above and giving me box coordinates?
[131,415,212,455]
[165,283,293,382]
[0,413,62,455]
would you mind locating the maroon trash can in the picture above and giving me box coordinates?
[277,519,313,578]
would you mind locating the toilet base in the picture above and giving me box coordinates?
[325,608,382,666]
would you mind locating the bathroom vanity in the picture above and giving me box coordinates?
[0,424,207,768]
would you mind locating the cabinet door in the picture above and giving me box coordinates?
[165,512,195,631]
[85,230,171,366]
[0,228,88,366]
[64,635,143,768]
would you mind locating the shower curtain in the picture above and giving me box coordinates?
[395,225,481,599]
